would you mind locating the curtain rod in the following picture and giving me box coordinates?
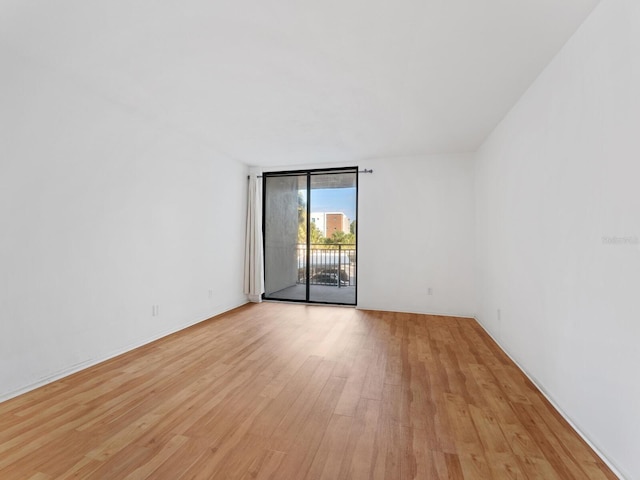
[248,169,372,179]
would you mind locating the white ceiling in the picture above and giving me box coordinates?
[1,0,600,166]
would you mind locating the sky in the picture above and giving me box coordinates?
[301,187,357,221]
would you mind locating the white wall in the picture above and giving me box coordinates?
[254,157,475,316]
[358,155,476,317]
[0,45,248,401]
[475,0,640,477]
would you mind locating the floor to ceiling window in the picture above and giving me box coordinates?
[263,167,358,305]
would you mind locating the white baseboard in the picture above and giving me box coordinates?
[0,298,248,404]
[473,316,625,480]
[356,304,475,319]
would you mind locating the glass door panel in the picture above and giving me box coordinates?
[263,174,307,301]
[308,172,357,304]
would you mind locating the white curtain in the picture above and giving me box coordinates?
[244,173,264,302]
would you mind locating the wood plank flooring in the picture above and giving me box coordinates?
[0,303,616,479]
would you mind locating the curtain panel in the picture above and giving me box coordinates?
[243,174,264,302]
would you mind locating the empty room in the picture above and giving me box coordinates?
[1,0,638,478]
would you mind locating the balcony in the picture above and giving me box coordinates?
[265,243,356,304]
[296,243,356,287]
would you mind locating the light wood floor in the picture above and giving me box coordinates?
[0,303,616,479]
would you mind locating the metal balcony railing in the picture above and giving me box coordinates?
[296,243,356,287]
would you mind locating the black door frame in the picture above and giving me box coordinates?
[262,166,358,306]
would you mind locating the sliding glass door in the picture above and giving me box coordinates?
[263,168,357,305]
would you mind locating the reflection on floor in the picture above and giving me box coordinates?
[266,284,356,304]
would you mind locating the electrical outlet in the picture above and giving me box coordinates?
[208,289,213,299]
[427,287,433,295]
